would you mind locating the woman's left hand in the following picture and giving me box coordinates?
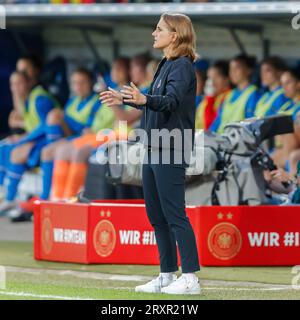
[121,82,147,105]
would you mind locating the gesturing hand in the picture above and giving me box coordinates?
[99,87,123,107]
[121,82,147,106]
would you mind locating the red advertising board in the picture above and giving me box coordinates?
[34,200,300,266]
[197,205,300,266]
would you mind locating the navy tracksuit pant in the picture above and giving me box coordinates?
[142,148,200,273]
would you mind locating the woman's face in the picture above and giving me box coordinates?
[281,71,299,99]
[209,67,229,95]
[152,18,175,50]
[111,61,128,86]
[229,60,250,86]
[260,63,280,87]
[71,72,92,98]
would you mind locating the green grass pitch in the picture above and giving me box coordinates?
[0,241,300,300]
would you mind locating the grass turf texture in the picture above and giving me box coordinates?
[0,241,300,300]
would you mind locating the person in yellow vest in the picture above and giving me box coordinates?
[15,54,59,137]
[0,54,58,214]
[195,60,231,130]
[47,56,147,201]
[271,68,300,171]
[13,66,112,213]
[0,71,30,202]
[209,54,260,133]
[17,55,152,214]
[7,71,30,135]
[254,56,291,118]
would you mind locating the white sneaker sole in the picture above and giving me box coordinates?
[135,280,177,294]
[161,286,201,295]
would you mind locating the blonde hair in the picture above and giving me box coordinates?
[161,13,197,62]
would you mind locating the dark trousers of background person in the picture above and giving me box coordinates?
[142,148,200,273]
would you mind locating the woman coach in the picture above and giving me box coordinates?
[100,13,200,295]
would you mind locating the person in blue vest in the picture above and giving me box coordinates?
[0,54,59,214]
[209,54,260,133]
[254,56,291,118]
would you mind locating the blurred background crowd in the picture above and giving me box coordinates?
[1,50,300,223]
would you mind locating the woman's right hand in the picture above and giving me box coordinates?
[99,87,123,107]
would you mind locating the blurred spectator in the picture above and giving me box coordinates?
[16,53,42,89]
[146,59,160,85]
[292,162,300,203]
[130,53,152,92]
[8,71,30,134]
[110,56,147,130]
[195,60,231,130]
[17,66,114,216]
[271,68,300,171]
[209,54,260,133]
[42,57,133,202]
[264,162,300,205]
[255,56,290,118]
[0,53,59,214]
[0,71,30,201]
[193,58,209,106]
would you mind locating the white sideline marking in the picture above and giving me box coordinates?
[4,266,296,293]
[0,287,291,300]
[116,286,292,292]
[204,287,291,291]
[6,266,152,282]
[0,286,293,301]
[0,291,95,300]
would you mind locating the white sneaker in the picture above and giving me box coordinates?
[7,206,22,218]
[0,200,17,214]
[135,273,177,293]
[161,274,201,295]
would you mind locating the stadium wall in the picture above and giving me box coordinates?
[42,21,300,70]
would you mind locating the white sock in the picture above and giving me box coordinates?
[183,273,198,281]
[160,272,176,278]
